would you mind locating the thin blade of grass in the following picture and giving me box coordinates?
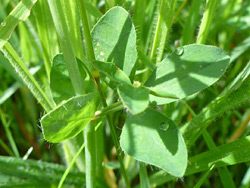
[0,109,20,158]
[150,0,177,64]
[47,0,85,95]
[0,0,37,49]
[139,162,150,188]
[197,0,219,44]
[193,164,215,188]
[62,0,84,62]
[149,135,250,186]
[33,0,59,79]
[1,42,54,112]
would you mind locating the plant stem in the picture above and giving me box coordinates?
[61,0,85,62]
[77,0,95,69]
[85,121,96,188]
[139,162,150,188]
[0,110,20,157]
[78,2,130,187]
[94,101,123,118]
[228,111,250,143]
[133,0,145,50]
[47,0,85,95]
[1,42,54,112]
[150,0,177,64]
[96,81,131,188]
[138,49,156,71]
[197,0,219,44]
[0,139,14,156]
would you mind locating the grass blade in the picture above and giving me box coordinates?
[139,162,150,188]
[0,0,37,49]
[197,0,219,44]
[47,0,85,95]
[150,0,177,64]
[149,135,250,186]
[1,42,54,112]
[193,164,215,188]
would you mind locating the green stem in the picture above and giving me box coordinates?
[197,0,219,44]
[47,0,84,95]
[78,2,130,187]
[133,0,145,50]
[0,139,14,156]
[61,0,85,62]
[85,121,96,188]
[96,81,131,188]
[94,101,123,118]
[1,42,54,112]
[77,0,95,68]
[150,0,177,64]
[0,110,20,157]
[58,121,103,188]
[138,49,156,71]
[139,162,150,188]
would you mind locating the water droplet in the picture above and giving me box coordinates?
[1,22,6,27]
[176,47,184,55]
[220,69,224,72]
[159,123,169,131]
[100,51,104,56]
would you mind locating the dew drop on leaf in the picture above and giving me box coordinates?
[1,22,6,27]
[176,47,184,56]
[159,122,169,131]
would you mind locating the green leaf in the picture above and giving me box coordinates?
[120,108,187,177]
[0,0,37,49]
[145,44,230,105]
[93,60,131,85]
[50,54,94,104]
[117,84,149,114]
[41,93,99,143]
[91,6,137,77]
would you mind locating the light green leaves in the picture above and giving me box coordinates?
[41,94,99,143]
[117,84,150,115]
[120,108,187,177]
[146,44,230,105]
[0,0,37,49]
[91,7,137,77]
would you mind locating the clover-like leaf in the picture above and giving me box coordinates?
[120,108,187,177]
[117,83,149,114]
[41,93,99,143]
[145,44,230,105]
[91,6,137,77]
